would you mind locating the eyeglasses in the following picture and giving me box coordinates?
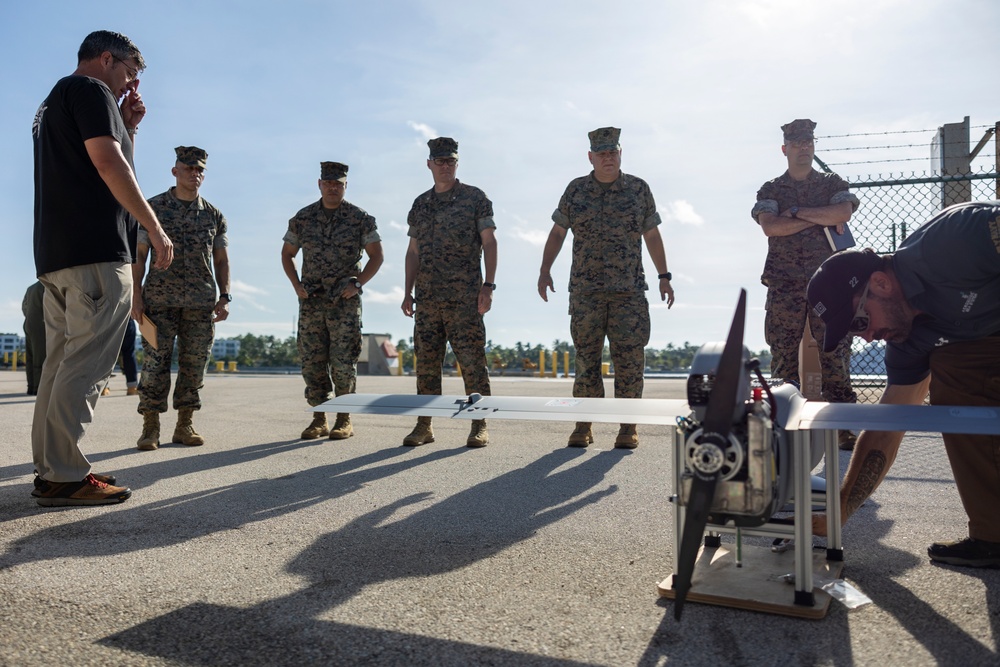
[848,281,871,334]
[433,158,458,166]
[787,139,815,149]
[113,56,139,82]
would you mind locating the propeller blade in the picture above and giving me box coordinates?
[701,288,746,436]
[673,289,747,620]
[673,467,720,620]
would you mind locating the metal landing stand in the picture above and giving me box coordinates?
[659,428,845,619]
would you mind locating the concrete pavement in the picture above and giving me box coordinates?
[0,370,997,665]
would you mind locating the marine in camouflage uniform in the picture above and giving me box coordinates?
[281,161,383,441]
[133,146,231,450]
[538,127,675,449]
[751,119,860,448]
[400,137,497,448]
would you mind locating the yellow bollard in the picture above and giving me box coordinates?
[455,360,462,377]
[601,362,610,377]
[227,360,238,372]
[215,361,224,372]
[550,351,557,378]
[563,350,570,378]
[397,356,403,376]
[538,349,546,378]
[413,353,417,375]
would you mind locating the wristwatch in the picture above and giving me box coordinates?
[352,279,363,294]
[790,206,799,218]
[658,272,672,281]
[220,293,233,302]
[482,282,497,290]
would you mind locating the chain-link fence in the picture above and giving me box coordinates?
[845,167,999,402]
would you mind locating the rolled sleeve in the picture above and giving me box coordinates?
[641,210,662,233]
[551,208,570,229]
[830,190,860,211]
[751,199,779,223]
[476,215,496,233]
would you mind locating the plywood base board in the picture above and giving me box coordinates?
[658,544,845,619]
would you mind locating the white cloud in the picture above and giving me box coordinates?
[407,121,438,140]
[364,285,406,305]
[662,200,704,226]
[388,219,407,231]
[505,212,549,246]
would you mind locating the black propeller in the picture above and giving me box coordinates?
[673,289,747,620]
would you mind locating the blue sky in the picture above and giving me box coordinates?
[2,0,997,351]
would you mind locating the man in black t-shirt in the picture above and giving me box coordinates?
[30,30,174,507]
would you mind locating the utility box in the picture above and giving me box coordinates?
[798,331,823,400]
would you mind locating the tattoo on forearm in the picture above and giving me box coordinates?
[846,450,887,516]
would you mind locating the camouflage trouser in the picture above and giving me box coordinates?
[298,293,362,407]
[764,280,856,403]
[413,299,490,397]
[138,306,214,414]
[570,291,650,399]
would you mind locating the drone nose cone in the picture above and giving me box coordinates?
[468,393,483,404]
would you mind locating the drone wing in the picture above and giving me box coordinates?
[312,393,476,418]
[448,396,689,424]
[317,394,689,425]
[673,289,747,621]
[796,402,1000,434]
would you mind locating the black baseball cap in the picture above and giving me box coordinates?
[807,248,884,352]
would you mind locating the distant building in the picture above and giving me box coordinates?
[0,333,24,355]
[213,338,241,359]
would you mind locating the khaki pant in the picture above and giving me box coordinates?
[32,262,131,482]
[928,338,1000,542]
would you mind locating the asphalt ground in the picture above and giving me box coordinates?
[0,370,997,666]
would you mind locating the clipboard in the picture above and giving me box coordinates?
[138,315,158,350]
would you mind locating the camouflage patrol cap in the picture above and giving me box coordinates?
[588,127,621,152]
[781,119,817,142]
[428,137,459,159]
[320,161,349,182]
[174,146,208,168]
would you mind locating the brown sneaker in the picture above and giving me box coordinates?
[126,387,139,396]
[838,430,857,451]
[33,474,131,507]
[403,417,434,446]
[100,386,111,396]
[615,424,638,449]
[301,413,329,440]
[329,413,354,440]
[466,420,489,448]
[568,422,593,448]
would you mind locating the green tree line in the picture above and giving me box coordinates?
[219,333,771,372]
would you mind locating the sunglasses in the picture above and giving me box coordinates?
[848,281,871,334]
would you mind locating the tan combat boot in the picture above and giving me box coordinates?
[403,417,434,446]
[614,423,638,449]
[173,408,205,446]
[137,412,160,451]
[838,430,857,451]
[466,419,489,448]
[301,413,329,440]
[329,413,353,440]
[567,422,593,447]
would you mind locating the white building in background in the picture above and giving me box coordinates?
[0,333,24,355]
[212,338,240,359]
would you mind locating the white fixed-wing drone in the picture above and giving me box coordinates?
[317,289,1000,620]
